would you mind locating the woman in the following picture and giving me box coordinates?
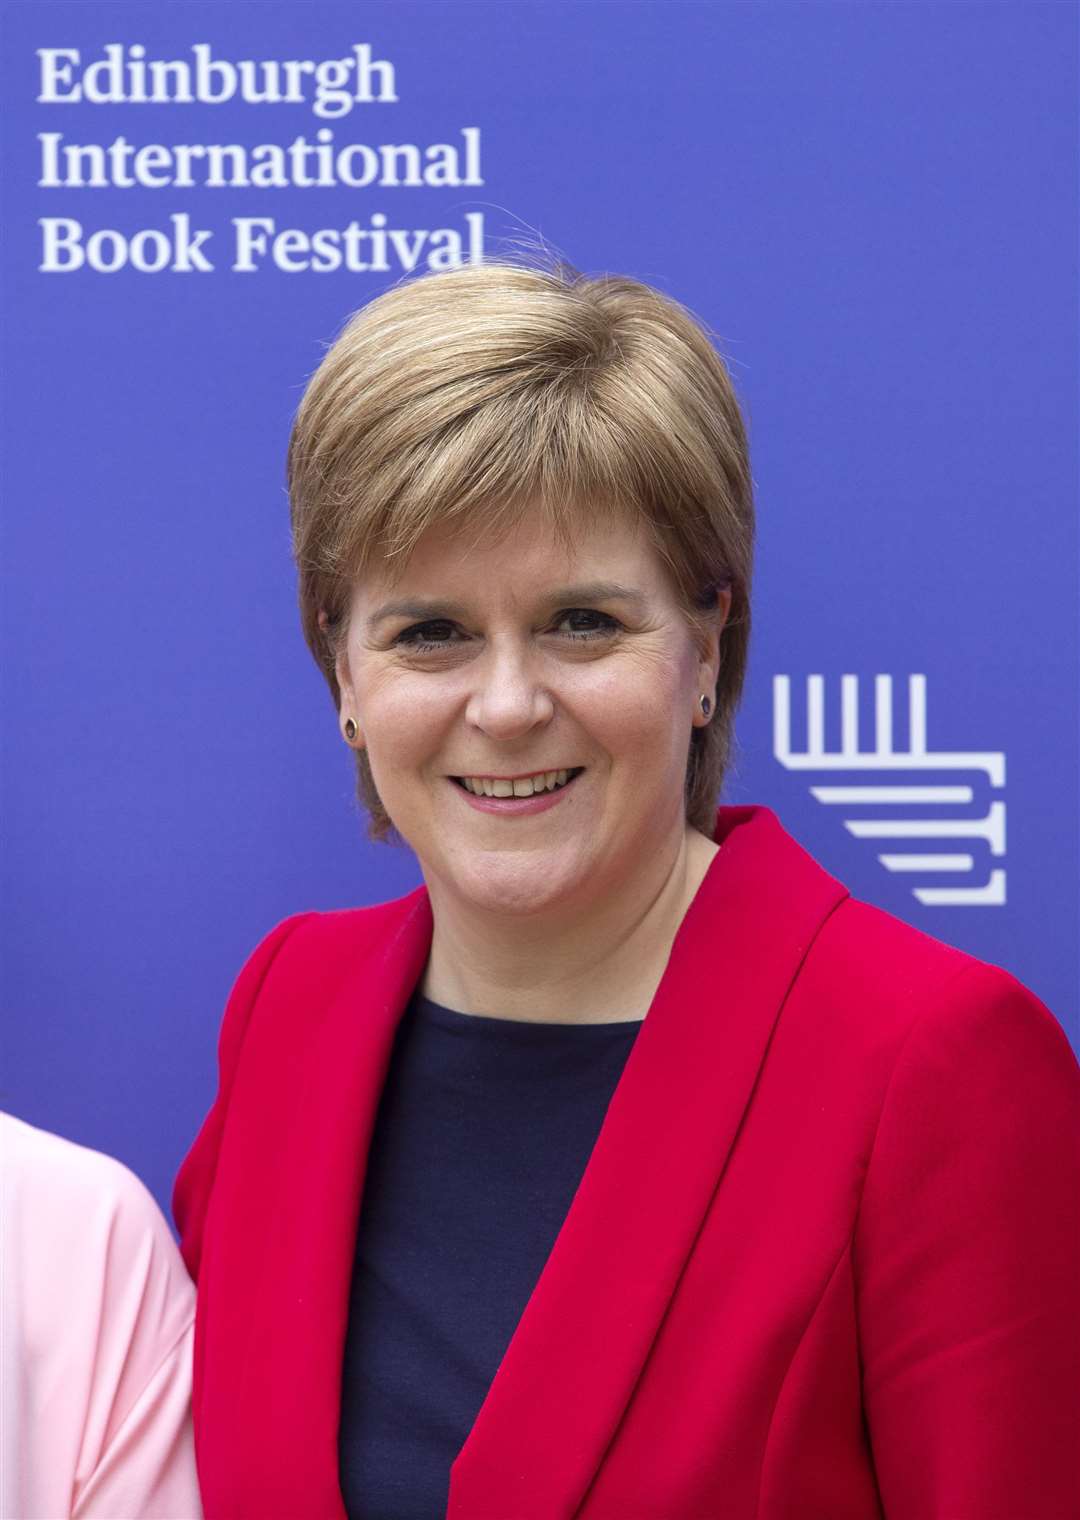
[1,1113,201,1518]
[175,260,1080,1519]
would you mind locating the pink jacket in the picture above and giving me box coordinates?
[1,1113,202,1519]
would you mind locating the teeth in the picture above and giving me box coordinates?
[458,769,578,797]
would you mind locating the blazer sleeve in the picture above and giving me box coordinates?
[173,914,313,1281]
[853,962,1080,1519]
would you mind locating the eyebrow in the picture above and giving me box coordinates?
[366,597,470,630]
[366,581,648,630]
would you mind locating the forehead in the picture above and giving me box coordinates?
[352,507,677,610]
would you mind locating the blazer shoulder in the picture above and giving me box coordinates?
[227,886,432,1037]
[250,885,430,979]
[798,892,1074,1071]
[814,893,974,985]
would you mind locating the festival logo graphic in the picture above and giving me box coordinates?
[772,675,1006,906]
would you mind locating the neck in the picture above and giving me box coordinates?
[419,824,720,1024]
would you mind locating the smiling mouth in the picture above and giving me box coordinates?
[451,768,585,799]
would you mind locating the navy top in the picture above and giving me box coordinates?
[338,991,642,1520]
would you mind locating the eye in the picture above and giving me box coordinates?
[553,609,621,641]
[393,619,466,653]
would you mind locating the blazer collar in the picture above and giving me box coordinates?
[266,805,847,1518]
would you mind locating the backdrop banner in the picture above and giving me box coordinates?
[4,0,1077,1214]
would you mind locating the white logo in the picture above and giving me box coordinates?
[772,674,1006,906]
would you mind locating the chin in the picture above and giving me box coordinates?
[443,846,589,919]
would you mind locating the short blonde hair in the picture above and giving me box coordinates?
[287,259,754,840]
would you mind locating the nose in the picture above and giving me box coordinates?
[464,643,555,740]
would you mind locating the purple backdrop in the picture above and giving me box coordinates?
[3,0,1077,1216]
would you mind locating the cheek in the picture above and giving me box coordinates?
[568,650,693,764]
[356,667,457,771]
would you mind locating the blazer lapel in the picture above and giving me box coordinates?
[446,806,849,1520]
[224,889,434,1517]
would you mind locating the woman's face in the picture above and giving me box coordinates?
[335,510,728,918]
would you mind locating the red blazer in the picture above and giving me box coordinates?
[175,806,1080,1519]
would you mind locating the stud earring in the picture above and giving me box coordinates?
[343,717,359,743]
[699,695,712,718]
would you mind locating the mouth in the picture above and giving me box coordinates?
[450,767,585,799]
[448,766,586,815]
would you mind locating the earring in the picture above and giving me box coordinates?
[343,717,359,743]
[699,695,712,718]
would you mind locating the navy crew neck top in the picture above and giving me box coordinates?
[338,991,642,1520]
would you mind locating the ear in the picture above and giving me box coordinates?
[320,607,364,749]
[694,586,731,725]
